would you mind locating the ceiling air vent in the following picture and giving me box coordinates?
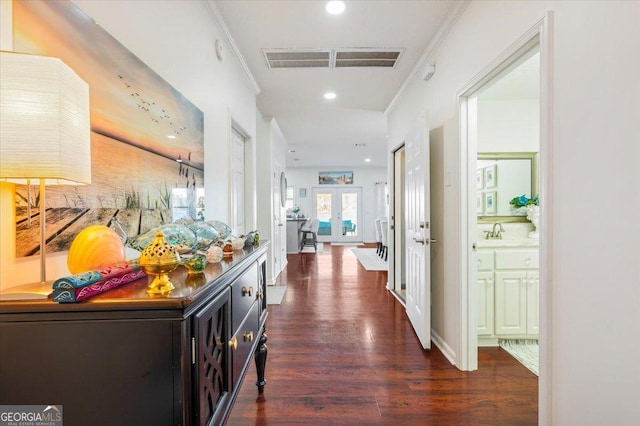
[264,50,331,69]
[263,48,404,69]
[335,50,402,68]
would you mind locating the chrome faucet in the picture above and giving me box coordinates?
[485,222,505,239]
[492,222,505,239]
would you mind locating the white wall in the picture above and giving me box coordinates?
[0,0,259,289]
[478,99,539,152]
[285,167,386,243]
[387,1,640,424]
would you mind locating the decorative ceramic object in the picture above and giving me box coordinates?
[206,220,232,240]
[526,205,540,239]
[138,231,181,295]
[231,236,246,250]
[222,240,234,257]
[181,254,207,274]
[205,245,224,263]
[67,225,126,274]
[129,224,198,254]
[245,230,260,246]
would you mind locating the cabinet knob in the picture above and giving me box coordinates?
[258,291,264,300]
[243,331,254,342]
[242,286,254,297]
[228,336,238,351]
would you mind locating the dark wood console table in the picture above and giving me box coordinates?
[0,243,269,426]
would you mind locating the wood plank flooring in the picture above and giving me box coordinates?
[228,244,538,425]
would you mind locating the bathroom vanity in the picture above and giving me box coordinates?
[477,236,539,346]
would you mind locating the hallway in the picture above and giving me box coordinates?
[229,244,538,425]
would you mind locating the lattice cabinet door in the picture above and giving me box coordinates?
[193,288,231,426]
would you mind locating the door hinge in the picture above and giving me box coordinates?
[191,337,196,364]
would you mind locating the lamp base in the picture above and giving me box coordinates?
[0,281,51,300]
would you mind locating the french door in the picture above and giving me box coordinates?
[312,187,362,243]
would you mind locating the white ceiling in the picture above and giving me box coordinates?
[213,0,458,169]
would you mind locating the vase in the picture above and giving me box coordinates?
[510,206,528,216]
[526,205,540,239]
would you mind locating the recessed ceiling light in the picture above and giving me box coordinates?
[176,158,183,163]
[324,92,336,100]
[365,158,371,162]
[167,135,176,139]
[326,1,346,15]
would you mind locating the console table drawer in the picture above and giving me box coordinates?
[231,301,260,388]
[231,263,258,330]
[495,250,539,269]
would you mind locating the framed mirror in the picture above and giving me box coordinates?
[279,172,287,207]
[477,152,538,222]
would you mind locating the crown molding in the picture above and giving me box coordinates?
[384,0,470,116]
[204,1,261,95]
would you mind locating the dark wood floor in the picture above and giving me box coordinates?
[228,244,538,425]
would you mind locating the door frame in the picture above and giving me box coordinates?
[227,113,255,234]
[457,11,554,421]
[392,145,406,302]
[386,139,404,303]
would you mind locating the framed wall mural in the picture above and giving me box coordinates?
[318,171,354,185]
[12,0,204,257]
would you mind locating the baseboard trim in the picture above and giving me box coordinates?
[431,329,457,366]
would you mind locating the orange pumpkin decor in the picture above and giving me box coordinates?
[67,225,126,274]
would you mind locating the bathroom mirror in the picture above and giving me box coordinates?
[477,152,538,222]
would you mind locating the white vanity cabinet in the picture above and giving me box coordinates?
[477,243,539,345]
[477,251,495,337]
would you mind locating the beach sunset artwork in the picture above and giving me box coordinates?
[12,0,204,257]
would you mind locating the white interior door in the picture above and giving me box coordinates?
[312,187,362,243]
[405,112,431,350]
[272,166,285,276]
[231,128,245,234]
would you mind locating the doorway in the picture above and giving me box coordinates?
[458,18,552,378]
[392,146,406,301]
[312,187,363,244]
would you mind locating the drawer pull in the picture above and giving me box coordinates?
[242,286,254,297]
[243,331,254,343]
[228,336,238,351]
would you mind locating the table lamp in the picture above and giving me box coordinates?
[0,51,91,288]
